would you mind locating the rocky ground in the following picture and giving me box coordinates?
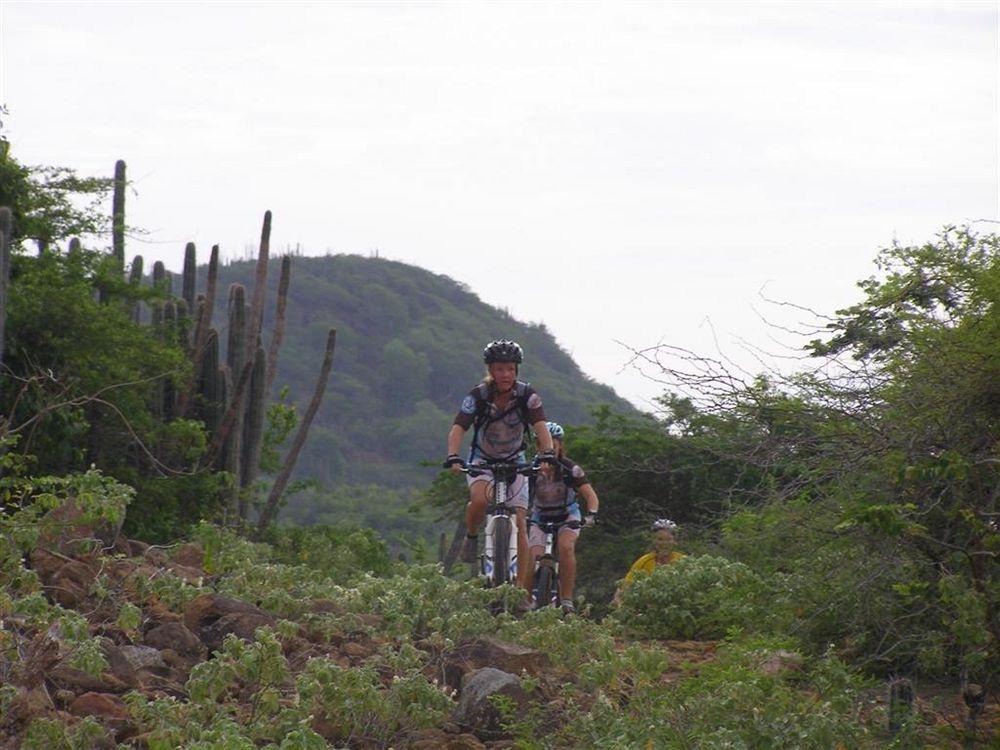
[1,511,995,749]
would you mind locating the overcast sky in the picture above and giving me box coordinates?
[2,1,997,409]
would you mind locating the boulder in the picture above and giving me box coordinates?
[143,622,205,659]
[183,593,272,631]
[29,550,97,609]
[170,543,204,570]
[341,640,374,660]
[68,692,128,721]
[442,638,549,691]
[119,645,168,673]
[199,611,276,653]
[454,667,531,739]
[12,632,60,688]
[48,663,128,694]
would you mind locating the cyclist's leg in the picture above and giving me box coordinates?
[505,473,532,593]
[556,529,578,601]
[515,507,531,593]
[556,505,583,602]
[465,477,490,534]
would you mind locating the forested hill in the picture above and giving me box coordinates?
[206,254,634,487]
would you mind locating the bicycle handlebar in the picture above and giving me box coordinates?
[449,460,542,479]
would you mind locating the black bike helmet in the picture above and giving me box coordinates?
[483,339,524,364]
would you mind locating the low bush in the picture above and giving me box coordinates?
[611,554,770,639]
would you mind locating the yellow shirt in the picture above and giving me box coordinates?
[624,551,685,584]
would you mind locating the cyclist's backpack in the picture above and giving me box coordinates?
[469,380,533,461]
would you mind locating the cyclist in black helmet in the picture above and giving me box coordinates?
[445,339,555,598]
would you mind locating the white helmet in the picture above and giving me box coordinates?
[651,518,677,532]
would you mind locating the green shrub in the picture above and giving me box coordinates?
[612,554,769,639]
[565,637,882,750]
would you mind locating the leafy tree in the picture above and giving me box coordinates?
[637,225,1000,684]
[0,134,114,251]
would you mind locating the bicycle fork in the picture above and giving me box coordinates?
[482,511,518,583]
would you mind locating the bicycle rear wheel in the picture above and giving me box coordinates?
[491,517,512,586]
[535,562,556,609]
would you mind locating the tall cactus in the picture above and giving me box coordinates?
[266,255,291,390]
[197,329,221,432]
[258,329,337,531]
[225,284,246,504]
[112,160,126,273]
[151,261,166,328]
[175,298,190,351]
[246,211,271,350]
[182,242,196,311]
[239,345,266,515]
[128,255,144,324]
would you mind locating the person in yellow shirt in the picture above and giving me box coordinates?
[613,518,685,605]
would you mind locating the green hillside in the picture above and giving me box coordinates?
[205,254,634,489]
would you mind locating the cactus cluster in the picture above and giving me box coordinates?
[99,173,290,519]
[2,158,336,530]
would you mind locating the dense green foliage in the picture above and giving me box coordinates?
[612,555,769,639]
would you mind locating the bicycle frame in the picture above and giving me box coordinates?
[464,461,537,588]
[531,515,582,608]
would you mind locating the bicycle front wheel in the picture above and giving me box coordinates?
[535,562,555,609]
[491,517,512,586]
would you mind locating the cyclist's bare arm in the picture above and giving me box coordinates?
[578,483,599,514]
[447,424,467,473]
[532,420,554,454]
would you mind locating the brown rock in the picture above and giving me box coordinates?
[454,668,530,739]
[119,645,168,673]
[183,593,272,631]
[29,551,98,609]
[143,547,170,567]
[199,612,276,653]
[1,687,54,737]
[12,632,60,688]
[144,599,182,624]
[341,641,374,659]
[442,638,549,691]
[143,622,205,659]
[171,543,204,570]
[101,642,138,688]
[48,663,128,694]
[68,692,128,721]
[127,539,150,557]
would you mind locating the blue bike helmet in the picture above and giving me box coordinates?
[546,421,564,440]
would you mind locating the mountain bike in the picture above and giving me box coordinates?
[461,460,539,588]
[530,515,584,611]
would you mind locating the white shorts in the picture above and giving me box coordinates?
[528,504,582,549]
[466,462,529,510]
